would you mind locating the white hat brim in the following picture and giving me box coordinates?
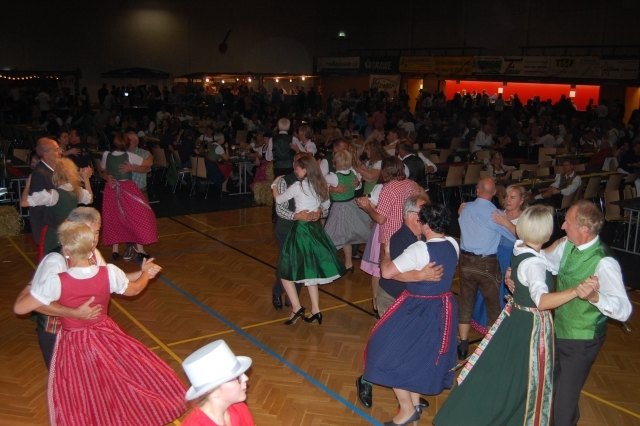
[185,356,252,401]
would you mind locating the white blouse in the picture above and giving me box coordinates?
[275,179,330,213]
[27,183,92,207]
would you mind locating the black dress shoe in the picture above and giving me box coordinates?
[111,252,119,261]
[304,312,323,324]
[457,340,469,360]
[356,375,372,408]
[416,397,429,414]
[272,294,283,310]
[383,407,421,426]
[284,307,306,325]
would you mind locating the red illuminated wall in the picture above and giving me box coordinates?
[444,80,600,111]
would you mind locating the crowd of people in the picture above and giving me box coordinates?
[8,79,637,425]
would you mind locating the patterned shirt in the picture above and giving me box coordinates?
[376,179,422,244]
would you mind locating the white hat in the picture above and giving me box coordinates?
[182,340,252,401]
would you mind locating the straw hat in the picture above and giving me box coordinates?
[182,340,252,401]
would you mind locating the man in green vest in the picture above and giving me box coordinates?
[544,200,632,425]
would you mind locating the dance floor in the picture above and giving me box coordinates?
[1,204,639,425]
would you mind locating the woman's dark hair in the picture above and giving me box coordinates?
[418,203,450,234]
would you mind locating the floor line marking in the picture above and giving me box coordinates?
[157,274,382,426]
[159,231,197,239]
[152,302,369,350]
[7,236,182,365]
[110,300,183,364]
[581,390,640,419]
[179,216,273,231]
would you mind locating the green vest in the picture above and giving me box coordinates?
[106,152,132,180]
[555,239,609,340]
[330,171,356,201]
[44,189,79,254]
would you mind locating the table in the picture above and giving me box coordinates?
[610,197,640,256]
[503,177,555,191]
[230,159,253,196]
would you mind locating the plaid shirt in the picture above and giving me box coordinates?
[130,147,151,190]
[376,179,422,244]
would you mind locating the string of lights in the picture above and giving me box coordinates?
[0,74,60,81]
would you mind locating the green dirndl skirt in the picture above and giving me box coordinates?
[278,221,345,285]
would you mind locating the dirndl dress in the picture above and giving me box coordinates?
[278,221,345,285]
[324,198,371,249]
[101,180,158,246]
[363,239,458,394]
[434,251,554,426]
[49,267,186,426]
[360,223,381,277]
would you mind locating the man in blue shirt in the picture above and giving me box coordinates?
[457,177,513,359]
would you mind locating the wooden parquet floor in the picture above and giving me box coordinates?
[1,206,639,425]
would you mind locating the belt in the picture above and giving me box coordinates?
[461,250,496,258]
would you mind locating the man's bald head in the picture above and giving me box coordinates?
[476,177,497,200]
[35,137,61,165]
[35,137,58,156]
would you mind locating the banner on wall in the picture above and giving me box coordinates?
[600,59,639,80]
[548,56,600,78]
[433,57,474,76]
[472,56,504,74]
[399,56,436,73]
[470,56,639,80]
[316,57,360,73]
[361,56,399,74]
[503,56,549,76]
[370,74,400,96]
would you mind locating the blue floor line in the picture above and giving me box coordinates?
[158,275,381,425]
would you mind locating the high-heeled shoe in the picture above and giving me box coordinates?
[284,307,306,325]
[342,266,354,276]
[304,312,323,325]
[383,407,421,426]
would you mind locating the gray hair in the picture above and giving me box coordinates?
[277,118,291,132]
[66,207,101,225]
[403,194,429,219]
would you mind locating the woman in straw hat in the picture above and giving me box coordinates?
[181,340,254,426]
